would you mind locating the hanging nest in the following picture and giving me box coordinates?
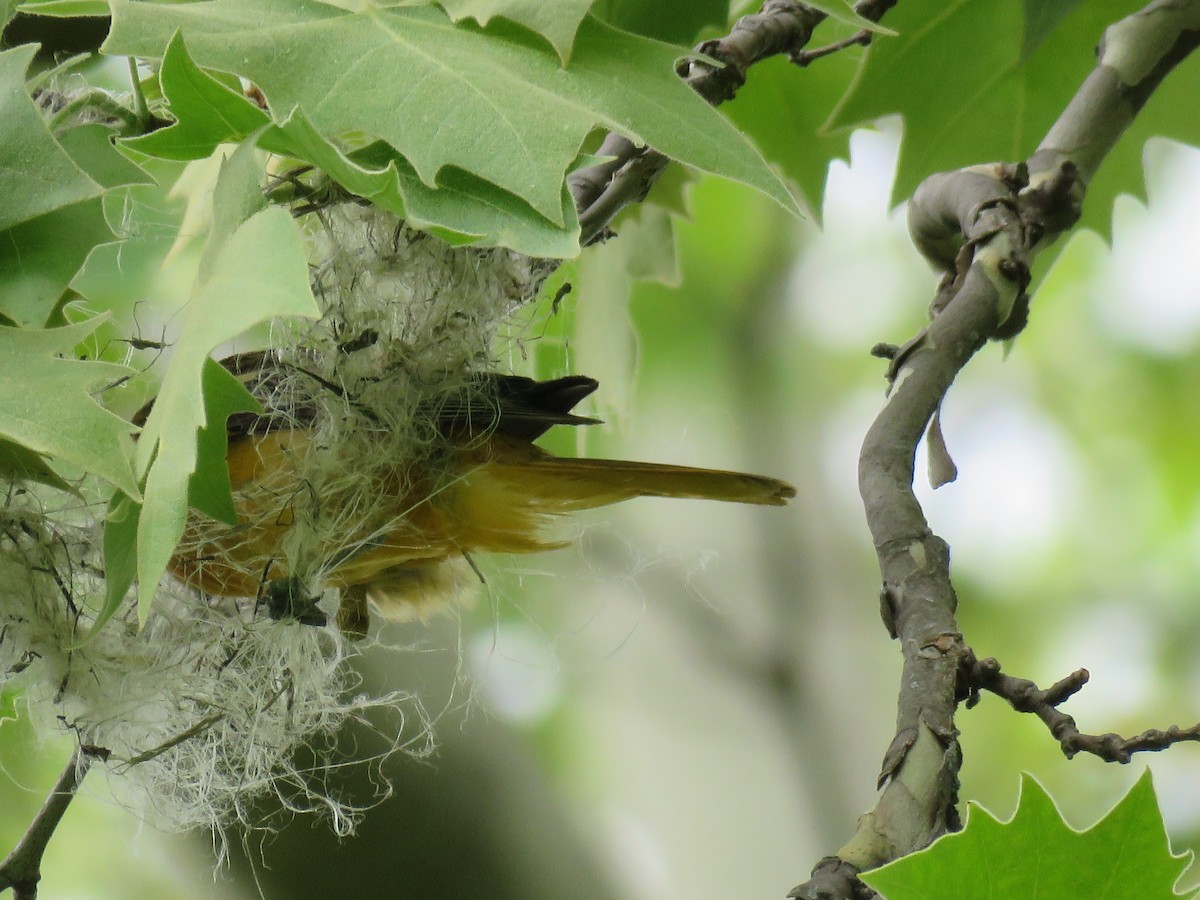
[0,200,545,841]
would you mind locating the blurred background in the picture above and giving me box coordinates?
[5,10,1200,900]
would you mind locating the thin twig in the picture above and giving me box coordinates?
[117,711,227,770]
[790,28,873,66]
[966,655,1200,763]
[0,747,93,900]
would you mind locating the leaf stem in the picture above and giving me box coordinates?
[126,57,150,128]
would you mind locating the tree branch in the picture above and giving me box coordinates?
[0,747,93,900]
[964,654,1200,763]
[791,1,1200,897]
[570,0,898,245]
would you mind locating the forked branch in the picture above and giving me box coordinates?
[964,654,1200,764]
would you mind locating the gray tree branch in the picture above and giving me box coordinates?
[569,0,898,245]
[0,747,93,900]
[791,1,1200,897]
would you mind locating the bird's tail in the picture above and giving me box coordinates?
[485,457,796,510]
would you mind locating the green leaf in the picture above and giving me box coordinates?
[725,49,861,219]
[13,1,109,14]
[0,438,74,492]
[68,160,190,332]
[342,136,582,254]
[132,142,319,621]
[591,0,727,46]
[1022,0,1084,59]
[56,124,155,190]
[1084,43,1200,241]
[0,198,111,326]
[0,45,103,231]
[435,0,596,63]
[128,33,581,255]
[197,131,269,280]
[804,0,896,35]
[105,0,798,228]
[66,361,227,647]
[0,318,138,495]
[122,32,273,161]
[862,772,1196,899]
[84,490,140,646]
[572,206,681,418]
[187,358,261,525]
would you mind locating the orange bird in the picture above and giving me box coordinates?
[159,354,795,634]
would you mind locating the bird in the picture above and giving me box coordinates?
[152,352,796,635]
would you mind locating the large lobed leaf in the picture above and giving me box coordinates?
[862,771,1196,899]
[104,0,798,241]
[125,33,581,256]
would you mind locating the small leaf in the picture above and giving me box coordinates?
[80,329,260,645]
[0,198,112,326]
[187,358,261,525]
[0,318,138,496]
[862,771,1196,899]
[132,142,319,621]
[197,130,269,281]
[0,45,103,231]
[0,90,147,327]
[343,135,582,254]
[0,438,75,492]
[68,489,142,647]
